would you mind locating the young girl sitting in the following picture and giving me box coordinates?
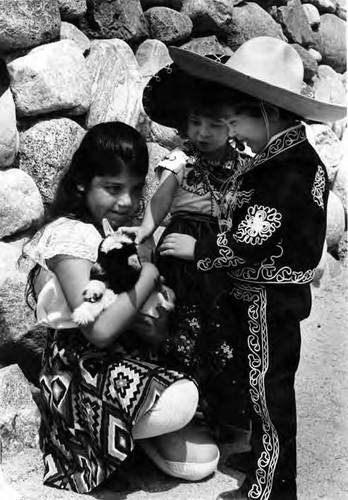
[23,121,219,494]
[162,37,346,500]
[121,68,249,436]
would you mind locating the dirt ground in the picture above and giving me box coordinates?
[2,266,348,500]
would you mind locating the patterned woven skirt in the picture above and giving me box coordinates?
[39,328,185,493]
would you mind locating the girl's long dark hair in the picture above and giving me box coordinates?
[24,121,149,307]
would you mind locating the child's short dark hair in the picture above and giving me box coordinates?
[51,121,149,221]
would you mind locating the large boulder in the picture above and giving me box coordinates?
[136,39,172,84]
[145,7,193,45]
[332,128,348,213]
[291,44,318,83]
[8,40,92,117]
[226,2,285,51]
[311,66,347,131]
[80,0,149,44]
[326,190,345,250]
[0,170,43,239]
[305,123,344,184]
[302,3,321,28]
[181,35,233,56]
[0,90,18,168]
[181,0,234,38]
[303,0,336,14]
[17,118,86,205]
[86,39,144,129]
[312,14,347,73]
[274,0,314,47]
[58,0,87,20]
[0,365,40,452]
[335,0,347,20]
[60,21,91,55]
[0,237,46,387]
[0,0,60,52]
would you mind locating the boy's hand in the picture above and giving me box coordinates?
[158,233,196,260]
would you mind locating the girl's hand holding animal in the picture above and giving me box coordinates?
[158,233,196,260]
[118,225,149,245]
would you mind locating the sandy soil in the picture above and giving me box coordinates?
[3,267,348,500]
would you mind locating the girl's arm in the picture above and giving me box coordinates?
[123,169,178,244]
[48,257,160,349]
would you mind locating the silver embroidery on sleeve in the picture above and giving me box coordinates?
[311,165,325,210]
[233,205,282,246]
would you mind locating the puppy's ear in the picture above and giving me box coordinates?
[102,218,114,237]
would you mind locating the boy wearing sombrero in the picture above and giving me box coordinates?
[149,37,346,500]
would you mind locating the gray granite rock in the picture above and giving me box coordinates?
[145,7,193,44]
[302,3,321,28]
[60,21,90,55]
[306,123,344,183]
[226,2,285,51]
[312,14,347,73]
[181,35,233,55]
[312,65,347,110]
[303,0,336,14]
[181,0,234,37]
[275,0,314,47]
[292,44,318,82]
[0,0,61,52]
[0,90,18,168]
[136,39,172,82]
[0,365,40,452]
[8,40,92,117]
[17,117,86,205]
[80,0,149,44]
[326,190,345,249]
[58,0,87,20]
[86,39,144,129]
[0,169,43,239]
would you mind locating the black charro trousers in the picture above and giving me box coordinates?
[224,282,311,500]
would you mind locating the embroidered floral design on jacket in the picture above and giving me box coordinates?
[233,205,282,246]
[311,165,326,210]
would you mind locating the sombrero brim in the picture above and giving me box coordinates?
[169,46,347,123]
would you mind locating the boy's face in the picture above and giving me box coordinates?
[186,110,232,159]
[224,110,269,154]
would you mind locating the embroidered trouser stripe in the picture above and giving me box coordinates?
[230,283,301,500]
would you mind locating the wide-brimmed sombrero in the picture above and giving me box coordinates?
[143,54,230,129]
[143,37,346,125]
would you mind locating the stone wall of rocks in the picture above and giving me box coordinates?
[0,0,347,402]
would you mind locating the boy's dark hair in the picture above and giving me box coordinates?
[51,121,149,222]
[0,57,10,98]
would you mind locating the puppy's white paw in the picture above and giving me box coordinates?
[83,280,106,303]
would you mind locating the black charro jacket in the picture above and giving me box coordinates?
[195,124,329,285]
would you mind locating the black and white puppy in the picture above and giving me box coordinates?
[72,219,174,326]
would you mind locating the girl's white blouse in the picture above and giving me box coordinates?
[25,217,102,329]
